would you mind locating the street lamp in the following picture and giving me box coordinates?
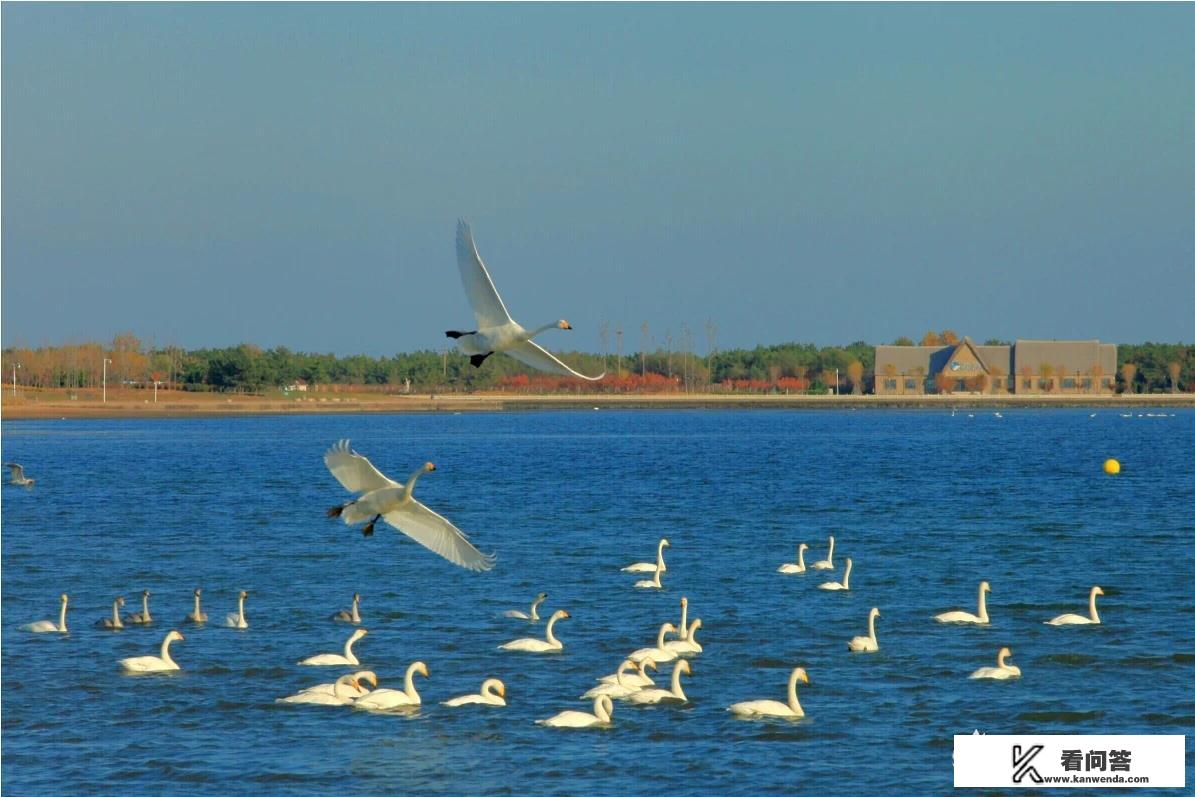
[11,362,20,397]
[103,358,112,403]
[835,368,839,396]
[153,380,161,403]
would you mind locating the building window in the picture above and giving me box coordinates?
[884,379,897,390]
[1023,379,1033,389]
[1081,378,1092,389]
[904,378,917,390]
[1062,378,1076,389]
[1101,378,1112,388]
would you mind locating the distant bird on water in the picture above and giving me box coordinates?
[446,220,605,380]
[4,462,34,487]
[324,439,496,572]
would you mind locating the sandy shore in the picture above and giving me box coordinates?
[3,389,1193,420]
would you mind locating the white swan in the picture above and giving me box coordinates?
[121,630,184,673]
[499,609,569,652]
[225,590,249,629]
[848,608,880,652]
[597,658,656,689]
[24,593,69,633]
[184,589,207,624]
[324,440,495,571]
[818,557,852,591]
[634,567,664,590]
[448,220,604,380]
[300,628,369,665]
[664,619,703,655]
[300,670,379,697]
[442,678,506,707]
[811,536,835,570]
[538,694,613,728]
[622,538,669,574]
[1045,586,1103,626]
[126,589,153,625]
[935,581,991,624]
[583,658,656,700]
[98,596,125,629]
[354,661,429,710]
[676,596,690,640]
[4,462,35,487]
[332,592,362,624]
[777,543,808,574]
[504,592,548,621]
[278,674,364,705]
[629,623,679,664]
[628,660,691,705]
[728,667,810,719]
[970,647,1021,680]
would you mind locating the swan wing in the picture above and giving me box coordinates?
[6,463,25,479]
[505,340,605,381]
[456,219,514,328]
[323,440,399,494]
[382,500,496,572]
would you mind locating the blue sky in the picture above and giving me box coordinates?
[3,4,1192,355]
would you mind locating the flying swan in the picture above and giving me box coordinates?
[848,608,880,652]
[300,628,368,666]
[935,581,991,625]
[4,462,35,487]
[354,661,429,710]
[622,538,669,574]
[324,439,496,572]
[500,609,569,653]
[504,592,548,621]
[538,694,614,729]
[121,630,184,673]
[446,220,604,380]
[969,647,1021,680]
[1045,586,1103,626]
[777,543,808,574]
[728,667,810,719]
[442,678,506,707]
[23,593,69,633]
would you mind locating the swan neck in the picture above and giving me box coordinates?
[160,635,176,665]
[344,634,361,661]
[867,611,877,641]
[595,697,611,722]
[1089,590,1100,622]
[333,677,356,700]
[827,537,835,562]
[528,322,559,338]
[656,540,667,568]
[843,560,852,588]
[656,625,669,648]
[112,600,122,627]
[142,594,150,621]
[997,649,1009,668]
[404,666,418,698]
[680,602,689,640]
[193,594,202,616]
[403,467,428,499]
[530,596,545,621]
[351,596,361,623]
[671,664,686,699]
[237,595,246,622]
[977,586,988,623]
[787,670,803,714]
[797,546,805,568]
[60,599,69,631]
[545,615,561,645]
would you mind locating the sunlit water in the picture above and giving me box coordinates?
[3,409,1193,794]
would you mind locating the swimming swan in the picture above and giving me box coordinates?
[443,678,506,707]
[300,628,368,665]
[300,670,379,697]
[1045,586,1103,625]
[818,557,852,591]
[597,658,657,689]
[811,536,835,570]
[499,610,570,652]
[504,592,548,621]
[935,581,990,624]
[121,630,184,673]
[324,439,495,572]
[184,589,208,624]
[848,608,880,652]
[584,658,656,700]
[969,646,1021,680]
[332,592,362,624]
[778,543,809,574]
[634,567,664,590]
[629,623,679,664]
[538,694,614,728]
[24,593,69,633]
[728,667,810,719]
[98,596,125,629]
[126,590,153,625]
[354,661,429,710]
[664,619,703,655]
[623,538,669,574]
[225,590,249,629]
[447,220,604,380]
[677,596,689,640]
[628,660,691,705]
[278,674,363,705]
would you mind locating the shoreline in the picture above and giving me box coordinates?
[3,391,1193,420]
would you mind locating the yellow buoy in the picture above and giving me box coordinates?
[1103,458,1121,475]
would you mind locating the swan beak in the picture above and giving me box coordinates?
[561,611,571,618]
[560,320,572,330]
[498,683,506,697]
[177,633,185,641]
[426,462,436,472]
[799,671,810,684]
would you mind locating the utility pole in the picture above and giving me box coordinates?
[599,321,610,378]
[705,319,717,392]
[615,326,623,380]
[835,368,839,396]
[640,322,649,378]
[103,358,112,403]
[664,330,673,378]
[11,362,20,397]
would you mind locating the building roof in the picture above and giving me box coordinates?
[875,345,948,375]
[1013,339,1116,375]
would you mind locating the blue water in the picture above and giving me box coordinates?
[2,409,1193,795]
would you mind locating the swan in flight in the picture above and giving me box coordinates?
[225,590,249,629]
[622,538,669,574]
[121,630,184,673]
[628,660,691,705]
[354,661,429,710]
[935,581,991,624]
[778,543,808,574]
[184,589,207,624]
[818,557,852,591]
[504,592,548,621]
[126,590,153,625]
[447,220,604,380]
[848,608,880,652]
[538,695,614,729]
[324,439,496,572]
[728,667,810,719]
[664,619,703,655]
[1045,586,1103,626]
[443,678,506,707]
[98,596,125,629]
[811,536,835,570]
[23,593,69,633]
[500,609,569,652]
[300,670,379,698]
[629,623,679,664]
[332,592,362,624]
[278,674,364,705]
[597,658,656,689]
[969,647,1021,680]
[4,462,35,487]
[300,628,368,666]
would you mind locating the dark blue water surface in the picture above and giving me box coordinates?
[3,409,1193,795]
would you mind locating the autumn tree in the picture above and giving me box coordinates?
[847,360,864,395]
[891,336,914,346]
[1168,361,1182,393]
[940,329,960,345]
[920,331,942,346]
[1119,363,1137,394]
[934,372,953,394]
[1039,363,1055,392]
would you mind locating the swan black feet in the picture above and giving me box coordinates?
[362,514,381,537]
[327,504,346,518]
[470,353,492,367]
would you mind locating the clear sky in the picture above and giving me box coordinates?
[3,4,1192,356]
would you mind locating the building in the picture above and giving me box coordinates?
[874,337,1116,395]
